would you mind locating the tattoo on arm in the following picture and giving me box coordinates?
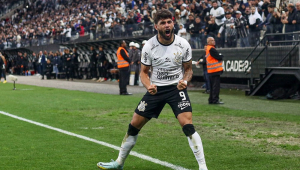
[183,60,193,82]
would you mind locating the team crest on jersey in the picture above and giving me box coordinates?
[174,52,182,64]
[137,101,148,112]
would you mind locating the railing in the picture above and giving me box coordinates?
[242,31,300,85]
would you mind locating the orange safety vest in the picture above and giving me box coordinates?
[116,47,130,68]
[205,45,223,74]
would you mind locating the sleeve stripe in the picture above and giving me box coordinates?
[183,59,192,63]
[141,63,151,66]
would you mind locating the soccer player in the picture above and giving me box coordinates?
[97,9,208,170]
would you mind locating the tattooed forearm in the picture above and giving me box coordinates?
[182,60,193,82]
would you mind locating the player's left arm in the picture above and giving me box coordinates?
[178,60,193,90]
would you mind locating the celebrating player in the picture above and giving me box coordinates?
[97,9,208,170]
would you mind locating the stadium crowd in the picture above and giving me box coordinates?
[0,0,299,50]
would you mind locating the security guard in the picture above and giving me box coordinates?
[206,37,224,104]
[117,40,132,95]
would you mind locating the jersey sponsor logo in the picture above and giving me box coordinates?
[175,43,184,49]
[151,44,159,50]
[178,101,191,110]
[165,57,171,62]
[174,52,182,64]
[157,72,180,80]
[184,48,190,60]
[142,52,148,63]
[137,101,148,112]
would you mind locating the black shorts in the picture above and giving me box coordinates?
[135,85,192,119]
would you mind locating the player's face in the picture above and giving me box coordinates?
[156,18,174,41]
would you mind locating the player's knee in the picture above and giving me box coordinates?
[127,123,140,136]
[182,124,195,137]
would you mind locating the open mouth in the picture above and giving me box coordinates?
[165,29,171,36]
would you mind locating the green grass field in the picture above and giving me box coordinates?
[0,83,299,170]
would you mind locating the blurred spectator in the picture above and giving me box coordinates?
[282,3,297,43]
[180,4,188,24]
[270,8,282,45]
[39,51,47,80]
[97,46,106,82]
[0,0,298,50]
[210,1,225,47]
[259,3,275,39]
[248,7,262,46]
[295,2,300,40]
[45,59,53,79]
[190,17,205,49]
[178,23,188,40]
[61,25,72,42]
[205,17,218,40]
[233,11,250,47]
[200,2,211,21]
[218,11,237,48]
[52,52,60,79]
[79,24,85,36]
[261,0,270,18]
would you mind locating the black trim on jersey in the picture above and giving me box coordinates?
[182,59,192,63]
[141,63,151,66]
[156,34,176,46]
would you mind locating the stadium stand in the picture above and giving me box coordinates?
[0,0,299,93]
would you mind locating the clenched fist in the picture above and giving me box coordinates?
[148,84,157,95]
[177,80,187,90]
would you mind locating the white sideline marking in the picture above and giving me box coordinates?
[0,111,190,170]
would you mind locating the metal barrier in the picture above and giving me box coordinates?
[242,31,300,85]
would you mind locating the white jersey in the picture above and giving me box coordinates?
[210,7,225,26]
[141,35,192,86]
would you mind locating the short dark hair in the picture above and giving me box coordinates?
[154,9,173,24]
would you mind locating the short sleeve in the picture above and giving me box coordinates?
[183,41,192,62]
[220,7,225,15]
[141,43,152,66]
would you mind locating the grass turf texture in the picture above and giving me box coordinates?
[0,83,299,170]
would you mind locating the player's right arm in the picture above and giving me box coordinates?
[140,64,157,95]
[140,40,157,95]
